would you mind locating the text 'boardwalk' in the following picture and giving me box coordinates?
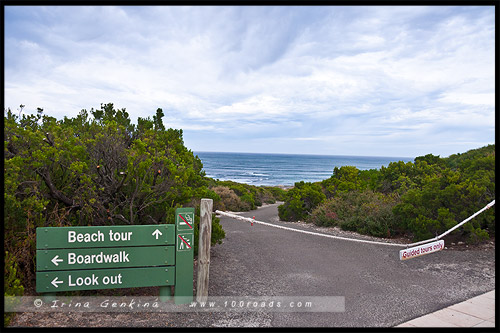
[36,207,195,304]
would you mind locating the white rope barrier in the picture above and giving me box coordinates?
[215,210,407,248]
[215,199,495,249]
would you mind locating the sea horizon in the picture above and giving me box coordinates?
[194,151,415,187]
[194,150,414,160]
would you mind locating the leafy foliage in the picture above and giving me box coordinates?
[279,145,495,243]
[392,146,495,242]
[309,191,401,238]
[4,251,25,326]
[321,166,366,198]
[4,251,25,296]
[207,179,286,212]
[4,104,226,293]
[278,181,326,221]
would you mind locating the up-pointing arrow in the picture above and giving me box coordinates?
[51,277,63,288]
[152,229,162,240]
[51,255,63,266]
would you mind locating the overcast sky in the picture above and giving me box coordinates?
[4,6,495,157]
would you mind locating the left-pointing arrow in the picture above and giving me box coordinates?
[51,255,63,266]
[51,277,63,288]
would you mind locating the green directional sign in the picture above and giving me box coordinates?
[36,211,196,303]
[36,246,175,271]
[36,266,175,292]
[37,224,175,249]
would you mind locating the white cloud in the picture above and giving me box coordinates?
[4,6,495,157]
[438,92,495,107]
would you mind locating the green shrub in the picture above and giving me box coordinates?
[212,186,249,211]
[240,193,255,210]
[210,181,286,212]
[393,151,495,243]
[4,251,25,326]
[308,190,401,238]
[210,215,226,246]
[278,181,326,221]
[262,186,287,202]
[277,145,494,243]
[193,213,225,255]
[4,104,227,293]
[465,226,490,244]
[4,251,24,296]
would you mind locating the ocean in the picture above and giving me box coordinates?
[194,151,414,187]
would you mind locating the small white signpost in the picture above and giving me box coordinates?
[399,240,445,261]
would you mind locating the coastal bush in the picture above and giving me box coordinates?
[212,186,250,211]
[209,180,287,212]
[393,163,495,243]
[4,104,226,293]
[278,181,326,221]
[255,186,287,204]
[308,191,401,238]
[4,251,25,326]
[279,145,495,244]
[321,166,364,198]
[262,186,287,202]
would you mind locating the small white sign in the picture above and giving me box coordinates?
[399,240,445,261]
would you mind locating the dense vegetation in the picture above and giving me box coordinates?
[206,179,286,212]
[3,102,494,305]
[279,145,495,244]
[4,104,226,296]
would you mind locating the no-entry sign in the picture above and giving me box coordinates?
[399,240,445,260]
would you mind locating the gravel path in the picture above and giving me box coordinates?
[9,203,495,327]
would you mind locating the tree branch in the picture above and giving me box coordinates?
[36,169,81,209]
[112,214,130,224]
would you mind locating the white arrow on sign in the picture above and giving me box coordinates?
[152,229,162,240]
[51,255,63,266]
[51,277,63,288]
